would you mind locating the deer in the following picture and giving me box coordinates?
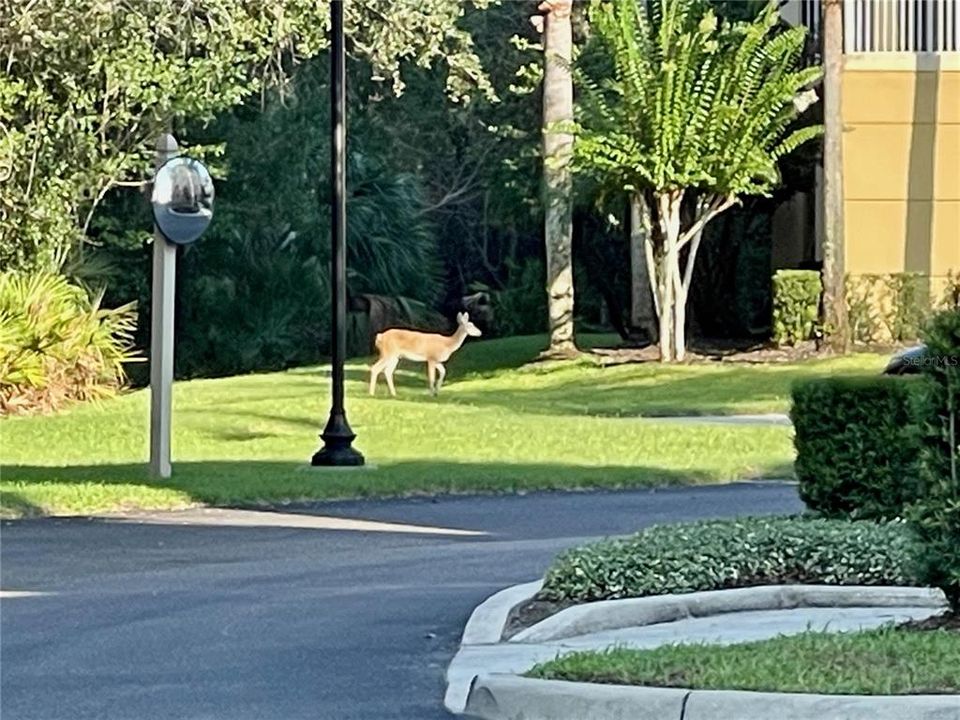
[369,312,482,397]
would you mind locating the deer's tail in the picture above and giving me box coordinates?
[374,333,384,353]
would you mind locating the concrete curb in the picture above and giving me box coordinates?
[511,585,948,643]
[448,581,953,718]
[462,675,960,720]
[463,675,689,720]
[461,580,543,645]
[444,580,543,713]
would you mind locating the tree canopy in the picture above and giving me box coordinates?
[0,0,492,271]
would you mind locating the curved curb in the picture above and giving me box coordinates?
[444,579,543,714]
[461,580,543,645]
[463,675,960,720]
[511,585,947,643]
[446,581,950,717]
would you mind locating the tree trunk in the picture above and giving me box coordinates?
[656,191,683,362]
[821,0,849,351]
[540,0,577,357]
[629,192,657,342]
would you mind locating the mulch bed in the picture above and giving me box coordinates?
[503,598,576,640]
[899,612,960,633]
[588,338,825,366]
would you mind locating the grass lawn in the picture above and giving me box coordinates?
[0,334,885,517]
[527,627,960,695]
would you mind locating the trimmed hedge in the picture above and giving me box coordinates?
[537,516,919,603]
[911,308,960,611]
[791,376,923,520]
[772,270,821,346]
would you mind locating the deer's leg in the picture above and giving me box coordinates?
[369,358,386,396]
[384,357,400,397]
[427,360,437,396]
[435,364,446,393]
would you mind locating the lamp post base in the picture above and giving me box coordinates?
[311,412,365,467]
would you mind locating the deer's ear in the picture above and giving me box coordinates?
[456,312,465,323]
[462,312,470,322]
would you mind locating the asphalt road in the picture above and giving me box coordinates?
[1,483,802,720]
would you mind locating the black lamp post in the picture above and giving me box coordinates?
[313,0,364,467]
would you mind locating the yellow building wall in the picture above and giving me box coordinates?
[842,58,960,292]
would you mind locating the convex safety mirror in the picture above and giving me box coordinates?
[151,157,215,245]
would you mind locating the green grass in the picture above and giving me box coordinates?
[527,627,960,695]
[0,334,886,517]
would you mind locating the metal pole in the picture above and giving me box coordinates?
[150,134,179,478]
[313,0,364,466]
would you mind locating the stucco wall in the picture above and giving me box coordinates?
[842,54,960,287]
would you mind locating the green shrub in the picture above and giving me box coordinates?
[476,258,547,337]
[910,308,960,612]
[791,376,923,520]
[537,516,919,603]
[845,275,882,345]
[0,271,138,414]
[772,270,821,346]
[882,272,931,342]
[844,272,956,345]
[941,271,960,309]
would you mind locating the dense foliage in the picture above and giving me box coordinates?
[772,270,821,346]
[911,308,960,611]
[845,272,958,344]
[2,0,831,390]
[791,376,923,520]
[0,272,138,414]
[537,515,918,603]
[169,64,442,378]
[0,0,491,272]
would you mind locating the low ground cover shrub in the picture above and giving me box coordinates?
[537,515,918,603]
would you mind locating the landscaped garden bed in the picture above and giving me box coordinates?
[506,515,920,636]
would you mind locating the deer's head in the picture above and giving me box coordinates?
[456,312,482,337]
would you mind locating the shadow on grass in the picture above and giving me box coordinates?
[0,458,794,518]
[360,369,796,419]
[453,372,784,417]
[0,491,45,519]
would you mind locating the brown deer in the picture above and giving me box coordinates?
[369,312,482,396]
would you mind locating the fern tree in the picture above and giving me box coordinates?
[570,0,822,361]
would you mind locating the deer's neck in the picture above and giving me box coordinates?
[447,325,469,352]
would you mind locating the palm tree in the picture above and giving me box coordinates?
[540,0,578,357]
[821,0,849,351]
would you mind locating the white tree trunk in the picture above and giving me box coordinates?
[656,191,683,362]
[673,270,686,360]
[652,190,733,362]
